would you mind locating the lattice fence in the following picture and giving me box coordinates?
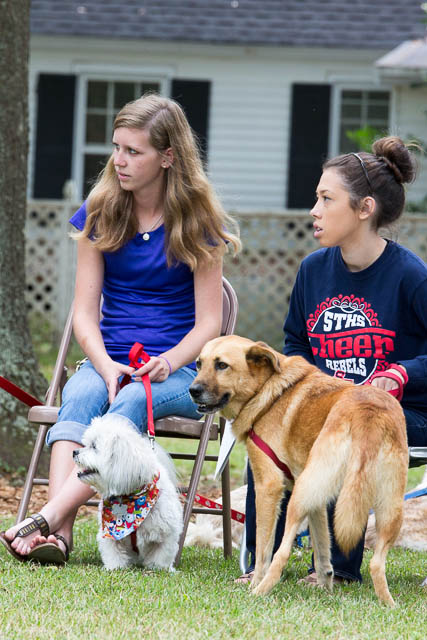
[25,201,427,349]
[223,213,318,349]
[25,201,76,326]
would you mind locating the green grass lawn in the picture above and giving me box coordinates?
[0,517,426,640]
[0,465,425,639]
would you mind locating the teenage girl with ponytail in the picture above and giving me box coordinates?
[239,136,427,586]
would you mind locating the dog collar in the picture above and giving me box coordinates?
[102,472,160,541]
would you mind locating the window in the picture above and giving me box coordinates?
[82,80,160,196]
[338,90,390,153]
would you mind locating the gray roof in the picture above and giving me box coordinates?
[30,1,426,50]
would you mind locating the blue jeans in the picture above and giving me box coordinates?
[405,407,427,446]
[46,360,200,446]
[244,406,427,580]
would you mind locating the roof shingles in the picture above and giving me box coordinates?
[30,0,426,49]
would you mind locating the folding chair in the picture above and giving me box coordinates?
[408,447,427,468]
[16,277,238,565]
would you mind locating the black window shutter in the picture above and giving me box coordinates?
[170,79,210,161]
[33,74,76,199]
[287,84,331,208]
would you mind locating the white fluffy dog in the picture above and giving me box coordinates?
[73,415,183,571]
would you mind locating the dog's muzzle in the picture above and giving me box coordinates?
[76,469,97,479]
[73,449,97,479]
[189,383,230,414]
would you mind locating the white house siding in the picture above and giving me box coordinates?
[204,75,289,210]
[29,36,425,210]
[201,47,384,211]
[392,84,427,205]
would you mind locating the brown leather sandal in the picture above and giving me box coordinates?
[0,532,29,562]
[27,533,71,565]
[298,572,318,585]
[0,513,50,562]
[298,572,349,586]
[234,570,254,584]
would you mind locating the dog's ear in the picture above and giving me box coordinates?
[246,341,282,373]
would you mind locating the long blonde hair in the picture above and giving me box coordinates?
[76,93,240,269]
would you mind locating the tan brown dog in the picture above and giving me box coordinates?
[189,335,408,606]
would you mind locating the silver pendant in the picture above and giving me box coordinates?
[142,232,150,241]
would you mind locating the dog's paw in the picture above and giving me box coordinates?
[317,572,333,592]
[251,578,273,597]
[102,560,129,570]
[103,564,126,571]
[249,569,264,590]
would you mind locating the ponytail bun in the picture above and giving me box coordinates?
[372,136,417,185]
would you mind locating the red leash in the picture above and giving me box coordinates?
[191,492,245,523]
[123,342,154,551]
[0,376,41,407]
[120,342,155,443]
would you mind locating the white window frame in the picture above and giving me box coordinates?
[329,84,395,158]
[73,71,170,199]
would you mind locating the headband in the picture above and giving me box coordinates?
[350,152,373,193]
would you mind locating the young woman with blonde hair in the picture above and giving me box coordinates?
[1,93,240,564]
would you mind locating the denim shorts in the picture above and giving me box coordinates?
[46,360,200,446]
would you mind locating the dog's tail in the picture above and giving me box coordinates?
[333,402,390,555]
[333,448,376,556]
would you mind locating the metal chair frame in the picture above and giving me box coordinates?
[16,277,239,566]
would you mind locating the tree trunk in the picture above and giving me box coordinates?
[0,0,48,471]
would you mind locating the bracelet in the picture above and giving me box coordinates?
[387,363,408,386]
[158,355,172,375]
[367,364,408,402]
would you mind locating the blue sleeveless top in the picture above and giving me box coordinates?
[70,202,196,368]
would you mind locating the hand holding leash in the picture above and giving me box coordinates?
[121,343,155,445]
[132,355,171,382]
[367,364,408,402]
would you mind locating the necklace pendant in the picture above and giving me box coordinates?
[142,232,150,241]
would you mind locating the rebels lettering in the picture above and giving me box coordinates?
[325,358,367,377]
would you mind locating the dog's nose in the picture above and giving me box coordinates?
[189,383,204,399]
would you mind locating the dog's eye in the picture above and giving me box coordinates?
[91,443,97,451]
[215,361,229,371]
[196,359,201,370]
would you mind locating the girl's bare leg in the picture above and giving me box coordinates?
[5,441,95,555]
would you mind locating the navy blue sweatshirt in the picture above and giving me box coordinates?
[284,241,427,418]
